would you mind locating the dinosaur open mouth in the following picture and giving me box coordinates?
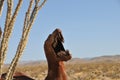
[52,30,71,61]
[52,32,65,53]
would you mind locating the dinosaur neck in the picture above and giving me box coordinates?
[58,61,67,80]
[45,61,67,80]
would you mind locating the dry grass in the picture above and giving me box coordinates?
[66,62,120,80]
[3,61,120,80]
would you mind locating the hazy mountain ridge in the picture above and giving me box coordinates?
[18,55,120,66]
[90,55,120,62]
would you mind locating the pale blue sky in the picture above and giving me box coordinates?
[0,0,120,63]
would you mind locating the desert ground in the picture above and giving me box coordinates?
[3,56,120,80]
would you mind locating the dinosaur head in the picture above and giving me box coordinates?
[44,28,72,62]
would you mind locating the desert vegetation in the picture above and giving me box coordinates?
[2,59,120,80]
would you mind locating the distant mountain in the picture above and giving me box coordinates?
[4,55,120,66]
[18,60,47,66]
[65,55,120,64]
[19,55,120,65]
[90,55,120,62]
[67,58,87,64]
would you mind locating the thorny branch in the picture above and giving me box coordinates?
[0,0,13,74]
[0,0,23,75]
[5,0,47,80]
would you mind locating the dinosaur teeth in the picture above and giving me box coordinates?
[58,32,64,43]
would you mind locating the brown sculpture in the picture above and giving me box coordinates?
[0,72,34,80]
[44,28,72,80]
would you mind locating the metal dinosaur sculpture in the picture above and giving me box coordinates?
[44,28,72,80]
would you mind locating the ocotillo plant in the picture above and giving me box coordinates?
[5,0,47,80]
[0,0,47,80]
[0,0,23,75]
